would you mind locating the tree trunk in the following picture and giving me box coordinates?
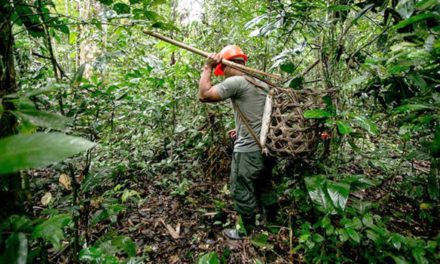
[0,2,24,220]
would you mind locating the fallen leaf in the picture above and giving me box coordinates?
[59,173,72,190]
[159,218,180,239]
[41,192,53,206]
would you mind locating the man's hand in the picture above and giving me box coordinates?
[199,53,222,102]
[227,129,237,140]
[205,53,222,69]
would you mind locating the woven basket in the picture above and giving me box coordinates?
[260,87,327,158]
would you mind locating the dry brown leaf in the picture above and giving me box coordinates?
[59,173,72,190]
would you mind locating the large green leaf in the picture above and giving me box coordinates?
[32,214,72,250]
[0,133,95,174]
[305,176,333,212]
[337,121,353,135]
[395,104,432,113]
[1,232,28,264]
[393,13,438,30]
[12,110,70,130]
[326,182,350,211]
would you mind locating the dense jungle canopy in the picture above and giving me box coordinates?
[0,0,439,263]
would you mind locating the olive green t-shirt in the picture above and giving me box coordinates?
[213,76,268,152]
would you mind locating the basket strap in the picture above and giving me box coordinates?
[232,101,263,151]
[243,75,270,93]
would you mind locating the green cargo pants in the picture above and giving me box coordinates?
[230,151,278,224]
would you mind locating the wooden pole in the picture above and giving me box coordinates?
[143,30,284,81]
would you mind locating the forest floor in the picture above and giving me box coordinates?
[29,157,437,263]
[30,164,296,263]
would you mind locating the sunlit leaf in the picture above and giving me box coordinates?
[337,121,353,134]
[304,109,331,119]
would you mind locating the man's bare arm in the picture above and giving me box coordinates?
[199,53,222,102]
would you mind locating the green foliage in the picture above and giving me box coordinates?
[297,173,439,263]
[250,232,273,250]
[198,252,219,264]
[11,109,70,131]
[303,109,331,119]
[79,236,137,263]
[305,175,357,213]
[0,133,95,174]
[1,0,439,262]
[170,178,191,197]
[91,201,126,225]
[32,214,72,250]
[0,232,28,264]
